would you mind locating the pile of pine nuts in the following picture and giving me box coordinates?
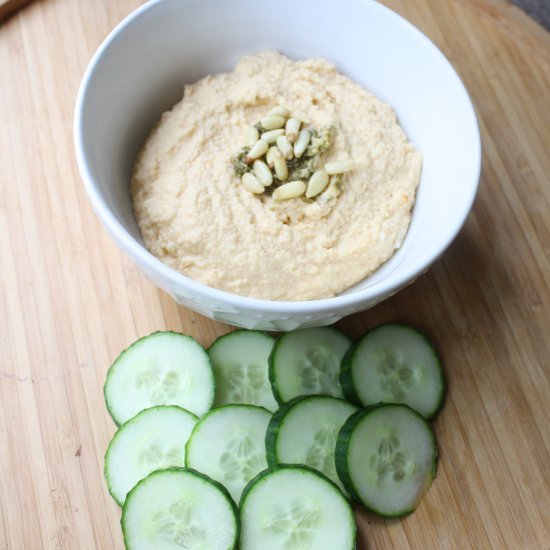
[238,106,356,201]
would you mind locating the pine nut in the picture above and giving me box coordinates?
[293,129,311,158]
[267,105,290,118]
[285,117,301,143]
[261,115,286,130]
[260,129,285,144]
[305,170,329,198]
[246,139,269,161]
[244,126,259,147]
[273,152,289,181]
[266,146,278,168]
[325,160,357,174]
[272,180,306,201]
[242,173,264,194]
[253,159,273,186]
[276,135,294,160]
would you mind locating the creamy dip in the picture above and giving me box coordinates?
[131,51,421,301]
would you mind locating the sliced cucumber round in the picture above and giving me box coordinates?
[104,405,198,506]
[208,330,277,411]
[269,328,351,403]
[340,323,445,418]
[104,331,215,425]
[122,467,238,550]
[185,404,271,503]
[240,465,356,549]
[335,404,438,517]
[266,396,358,492]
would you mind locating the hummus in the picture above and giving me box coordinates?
[131,51,421,301]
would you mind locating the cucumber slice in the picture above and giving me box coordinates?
[269,328,351,403]
[122,467,238,550]
[208,330,277,411]
[104,331,215,425]
[265,396,358,492]
[104,405,198,506]
[240,465,356,549]
[335,404,438,517]
[340,323,445,419]
[185,404,271,503]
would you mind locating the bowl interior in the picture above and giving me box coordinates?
[76,0,480,302]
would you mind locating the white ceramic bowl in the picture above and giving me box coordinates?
[75,0,480,331]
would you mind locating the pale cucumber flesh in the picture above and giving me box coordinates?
[270,328,351,402]
[104,405,198,505]
[267,396,358,492]
[185,405,271,503]
[336,404,437,517]
[208,330,277,411]
[240,466,356,550]
[104,332,214,425]
[343,324,445,419]
[122,468,238,550]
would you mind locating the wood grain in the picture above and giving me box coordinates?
[0,0,33,22]
[1,0,549,548]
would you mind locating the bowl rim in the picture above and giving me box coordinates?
[74,0,481,314]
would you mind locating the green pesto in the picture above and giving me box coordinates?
[232,147,252,177]
[305,125,334,158]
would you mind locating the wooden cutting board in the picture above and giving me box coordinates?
[0,0,32,21]
[1,0,549,548]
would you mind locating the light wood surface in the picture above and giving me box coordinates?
[1,0,549,548]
